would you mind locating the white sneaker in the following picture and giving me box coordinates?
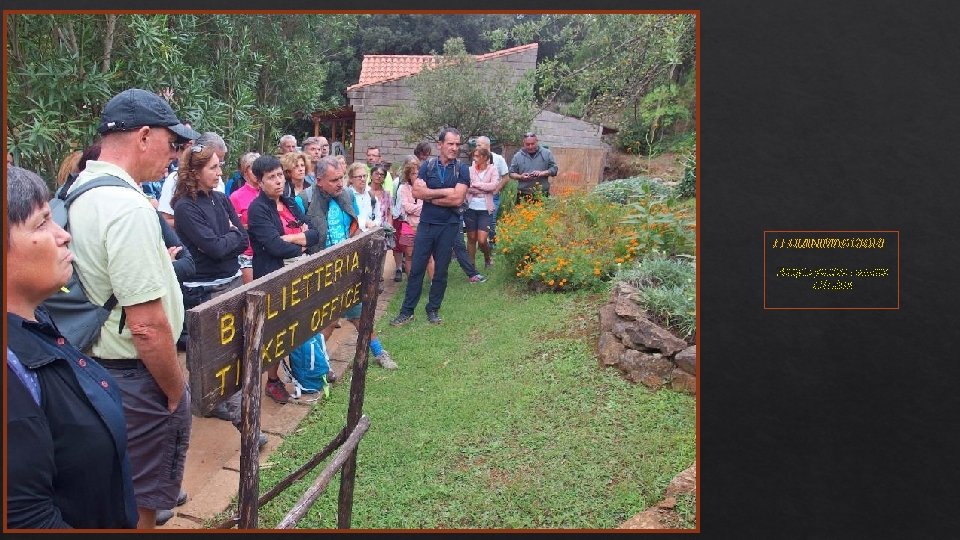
[375,351,398,370]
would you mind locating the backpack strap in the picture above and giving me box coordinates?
[63,175,137,208]
[64,175,139,334]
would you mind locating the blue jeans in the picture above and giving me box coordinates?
[453,219,478,278]
[400,221,459,314]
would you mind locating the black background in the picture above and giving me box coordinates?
[5,0,960,537]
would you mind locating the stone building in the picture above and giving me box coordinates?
[342,43,610,192]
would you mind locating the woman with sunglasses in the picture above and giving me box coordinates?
[281,151,312,213]
[171,144,249,311]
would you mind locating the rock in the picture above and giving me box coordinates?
[613,281,639,298]
[614,295,644,321]
[675,346,696,375]
[611,320,633,342]
[665,464,697,498]
[658,496,677,509]
[622,317,688,356]
[598,303,619,333]
[597,332,625,367]
[670,368,696,394]
[620,350,674,387]
[619,507,664,529]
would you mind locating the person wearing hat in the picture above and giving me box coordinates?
[65,88,200,528]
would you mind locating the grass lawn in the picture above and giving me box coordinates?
[251,256,696,529]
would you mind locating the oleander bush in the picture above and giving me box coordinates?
[497,192,695,292]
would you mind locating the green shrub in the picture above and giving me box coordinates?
[622,193,696,257]
[616,254,696,338]
[677,145,696,199]
[497,191,694,292]
[592,176,674,204]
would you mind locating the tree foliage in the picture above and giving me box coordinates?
[485,14,696,133]
[381,38,539,146]
[6,14,356,184]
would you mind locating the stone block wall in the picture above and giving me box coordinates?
[598,282,696,394]
[348,45,541,173]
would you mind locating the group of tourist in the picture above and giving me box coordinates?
[6,86,558,529]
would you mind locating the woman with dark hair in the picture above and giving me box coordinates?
[246,154,322,403]
[172,144,248,309]
[6,165,138,528]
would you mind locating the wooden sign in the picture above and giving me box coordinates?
[186,231,379,416]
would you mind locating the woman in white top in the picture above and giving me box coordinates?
[346,162,381,231]
[464,147,500,269]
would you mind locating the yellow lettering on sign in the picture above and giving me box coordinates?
[351,252,360,271]
[311,308,323,332]
[334,258,343,282]
[265,292,279,320]
[290,276,302,307]
[220,313,235,345]
[324,262,334,286]
[215,364,231,396]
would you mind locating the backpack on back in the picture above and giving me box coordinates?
[288,333,331,397]
[44,176,136,351]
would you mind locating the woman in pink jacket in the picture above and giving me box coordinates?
[464,147,500,270]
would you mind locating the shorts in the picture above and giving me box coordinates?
[238,253,253,269]
[462,208,492,233]
[104,363,192,510]
[343,301,363,321]
[391,218,406,252]
[398,223,416,250]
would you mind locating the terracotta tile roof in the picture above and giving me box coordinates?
[348,43,538,91]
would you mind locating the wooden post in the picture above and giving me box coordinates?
[238,291,266,529]
[336,232,386,529]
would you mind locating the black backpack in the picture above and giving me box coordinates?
[43,176,136,351]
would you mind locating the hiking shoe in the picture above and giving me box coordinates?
[257,432,269,449]
[375,350,398,369]
[176,489,188,507]
[205,397,239,423]
[390,312,415,326]
[265,379,290,404]
[426,310,442,324]
[156,509,174,526]
[469,274,488,283]
[484,256,493,269]
[394,269,403,282]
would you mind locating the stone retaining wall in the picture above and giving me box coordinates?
[598,282,697,394]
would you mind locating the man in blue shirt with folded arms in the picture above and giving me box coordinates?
[390,127,469,326]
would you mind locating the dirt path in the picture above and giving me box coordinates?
[161,256,403,529]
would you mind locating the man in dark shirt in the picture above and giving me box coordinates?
[390,128,470,326]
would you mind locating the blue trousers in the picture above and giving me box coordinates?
[453,219,478,278]
[400,221,459,315]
